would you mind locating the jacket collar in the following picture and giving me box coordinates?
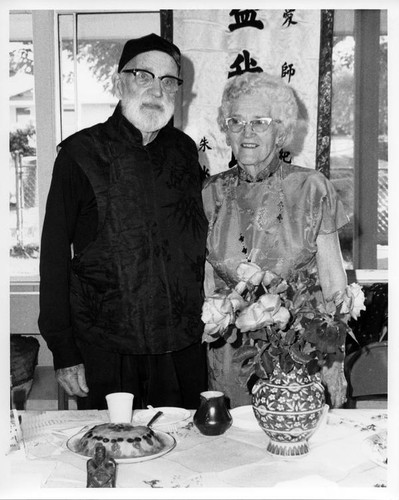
[106,101,145,146]
[237,154,281,183]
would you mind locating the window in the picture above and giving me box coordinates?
[9,11,160,281]
[58,12,160,140]
[9,12,39,278]
[16,107,32,124]
[330,10,387,270]
[9,9,387,283]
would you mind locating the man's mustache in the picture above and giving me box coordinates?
[141,101,165,111]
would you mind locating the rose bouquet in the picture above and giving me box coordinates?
[202,263,366,389]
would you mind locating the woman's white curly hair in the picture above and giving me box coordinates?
[217,72,298,147]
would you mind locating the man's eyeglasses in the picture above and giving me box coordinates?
[121,68,183,93]
[225,117,277,133]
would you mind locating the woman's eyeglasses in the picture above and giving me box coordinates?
[122,68,183,93]
[225,117,277,133]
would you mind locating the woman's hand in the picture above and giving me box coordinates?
[321,360,347,408]
[315,232,347,301]
[56,363,89,397]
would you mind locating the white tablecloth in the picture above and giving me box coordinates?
[4,407,391,496]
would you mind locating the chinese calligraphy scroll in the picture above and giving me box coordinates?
[174,9,327,177]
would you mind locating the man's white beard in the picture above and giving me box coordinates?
[122,96,175,133]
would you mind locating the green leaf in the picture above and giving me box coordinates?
[306,358,320,375]
[289,345,312,364]
[346,325,359,344]
[254,362,268,379]
[238,361,255,379]
[279,351,294,373]
[285,329,297,344]
[248,329,268,342]
[293,294,306,309]
[224,327,238,344]
[232,345,258,364]
[269,345,282,356]
[260,350,275,375]
[275,281,288,294]
[236,362,255,388]
[325,300,337,315]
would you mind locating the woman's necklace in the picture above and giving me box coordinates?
[238,161,284,260]
[276,162,284,223]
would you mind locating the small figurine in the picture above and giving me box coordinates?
[86,443,117,488]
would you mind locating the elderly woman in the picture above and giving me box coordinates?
[202,72,349,408]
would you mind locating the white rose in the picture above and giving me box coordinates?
[227,290,247,313]
[272,306,291,329]
[331,289,347,311]
[235,262,265,293]
[336,283,366,320]
[258,293,281,316]
[235,301,274,332]
[201,294,235,336]
[346,283,366,320]
[203,322,228,337]
[262,270,279,287]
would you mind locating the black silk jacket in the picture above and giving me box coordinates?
[38,104,207,370]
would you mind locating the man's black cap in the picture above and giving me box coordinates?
[118,33,181,73]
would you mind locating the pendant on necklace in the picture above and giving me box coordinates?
[277,199,284,223]
[239,233,248,256]
[277,165,284,223]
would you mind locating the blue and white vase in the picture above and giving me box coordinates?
[252,364,325,456]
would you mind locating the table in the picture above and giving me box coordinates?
[5,408,389,495]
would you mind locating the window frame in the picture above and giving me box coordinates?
[332,10,388,270]
[353,10,381,269]
[10,9,167,285]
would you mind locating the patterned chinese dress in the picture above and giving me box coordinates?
[202,157,348,407]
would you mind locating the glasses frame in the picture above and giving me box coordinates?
[121,68,183,93]
[225,117,276,133]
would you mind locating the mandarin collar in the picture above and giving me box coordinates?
[107,101,145,145]
[108,102,170,149]
[237,154,281,183]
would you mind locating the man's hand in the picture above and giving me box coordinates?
[55,363,89,397]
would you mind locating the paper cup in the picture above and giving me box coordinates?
[105,392,134,423]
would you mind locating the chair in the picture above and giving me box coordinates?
[344,341,388,408]
[10,335,39,410]
[58,384,70,410]
[26,366,72,410]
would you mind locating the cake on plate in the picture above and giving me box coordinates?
[76,423,165,459]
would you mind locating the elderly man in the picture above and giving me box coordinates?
[39,34,207,410]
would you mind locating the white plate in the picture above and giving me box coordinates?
[66,428,176,464]
[362,430,388,468]
[230,405,262,432]
[133,407,191,428]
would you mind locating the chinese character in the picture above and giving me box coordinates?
[281,62,295,82]
[228,9,264,31]
[279,149,292,164]
[201,164,210,179]
[228,50,263,78]
[282,9,297,27]
[198,136,212,152]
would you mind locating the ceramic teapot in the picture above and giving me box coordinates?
[193,390,232,436]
